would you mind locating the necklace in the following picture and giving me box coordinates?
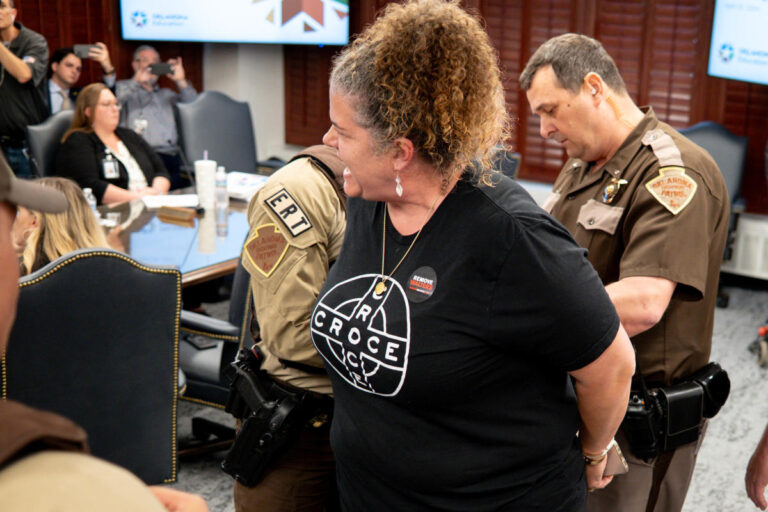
[375,195,441,295]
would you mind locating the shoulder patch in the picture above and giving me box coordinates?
[645,166,697,215]
[244,224,289,278]
[642,129,684,167]
[263,188,313,237]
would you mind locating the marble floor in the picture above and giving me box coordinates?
[168,277,768,512]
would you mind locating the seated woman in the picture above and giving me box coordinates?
[13,177,109,275]
[55,82,170,205]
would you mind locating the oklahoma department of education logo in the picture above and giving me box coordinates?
[131,11,148,28]
[719,43,734,63]
[311,274,410,396]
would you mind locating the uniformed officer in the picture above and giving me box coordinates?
[520,34,730,512]
[236,145,345,512]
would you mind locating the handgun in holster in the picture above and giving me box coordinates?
[220,347,325,487]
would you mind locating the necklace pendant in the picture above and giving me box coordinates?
[375,281,387,295]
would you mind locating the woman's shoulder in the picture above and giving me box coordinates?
[63,130,96,145]
[469,175,550,225]
[115,126,141,142]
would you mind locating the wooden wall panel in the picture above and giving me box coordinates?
[14,0,202,98]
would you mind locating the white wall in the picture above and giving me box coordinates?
[202,43,304,161]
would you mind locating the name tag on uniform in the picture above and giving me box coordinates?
[264,188,313,237]
[102,154,119,179]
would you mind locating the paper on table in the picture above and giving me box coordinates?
[227,172,270,202]
[141,194,200,209]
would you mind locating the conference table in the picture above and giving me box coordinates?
[99,197,250,287]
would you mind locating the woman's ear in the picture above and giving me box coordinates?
[391,137,415,173]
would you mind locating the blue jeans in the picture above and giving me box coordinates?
[2,145,31,178]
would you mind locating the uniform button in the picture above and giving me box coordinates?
[588,218,595,225]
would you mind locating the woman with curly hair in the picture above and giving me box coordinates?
[312,0,635,510]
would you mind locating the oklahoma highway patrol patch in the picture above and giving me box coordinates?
[645,166,697,215]
[244,223,289,278]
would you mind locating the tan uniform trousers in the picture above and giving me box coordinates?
[586,424,706,512]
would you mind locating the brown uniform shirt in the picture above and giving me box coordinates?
[544,107,729,385]
[241,151,346,395]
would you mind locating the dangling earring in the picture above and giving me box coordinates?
[395,173,403,197]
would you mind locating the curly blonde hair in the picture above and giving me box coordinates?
[330,0,509,185]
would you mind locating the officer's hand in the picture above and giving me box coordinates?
[747,449,768,510]
[149,486,209,512]
[585,458,614,493]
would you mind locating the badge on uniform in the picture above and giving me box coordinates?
[244,223,289,278]
[602,173,628,204]
[264,188,313,237]
[645,166,697,215]
[102,153,119,179]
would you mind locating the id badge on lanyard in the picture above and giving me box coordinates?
[102,152,119,179]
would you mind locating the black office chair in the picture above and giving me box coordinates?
[26,109,74,177]
[679,121,748,307]
[2,249,181,484]
[178,256,254,454]
[176,91,284,175]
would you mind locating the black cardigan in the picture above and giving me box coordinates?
[54,127,170,204]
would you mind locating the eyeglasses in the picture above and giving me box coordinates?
[97,102,121,110]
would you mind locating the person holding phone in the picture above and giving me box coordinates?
[0,0,48,177]
[115,45,197,189]
[48,44,116,115]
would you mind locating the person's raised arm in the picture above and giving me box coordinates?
[569,324,635,490]
[0,42,31,83]
[606,276,676,337]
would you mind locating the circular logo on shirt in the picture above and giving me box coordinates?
[311,274,410,396]
[406,266,437,303]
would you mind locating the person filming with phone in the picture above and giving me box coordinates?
[48,43,116,115]
[115,45,196,189]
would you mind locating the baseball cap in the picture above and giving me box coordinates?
[0,148,67,213]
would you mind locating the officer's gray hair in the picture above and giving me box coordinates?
[133,45,159,62]
[519,33,627,94]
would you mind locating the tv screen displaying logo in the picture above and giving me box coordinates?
[121,0,349,45]
[708,0,768,86]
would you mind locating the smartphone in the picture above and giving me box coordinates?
[148,62,173,76]
[73,44,98,59]
[604,440,629,476]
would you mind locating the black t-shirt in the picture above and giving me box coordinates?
[311,176,620,511]
[0,23,49,141]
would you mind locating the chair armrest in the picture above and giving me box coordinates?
[181,310,241,339]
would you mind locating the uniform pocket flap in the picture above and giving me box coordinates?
[577,199,624,235]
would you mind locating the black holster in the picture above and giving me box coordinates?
[622,361,730,461]
[221,347,332,487]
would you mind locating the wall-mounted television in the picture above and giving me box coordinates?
[120,0,349,46]
[708,0,768,86]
